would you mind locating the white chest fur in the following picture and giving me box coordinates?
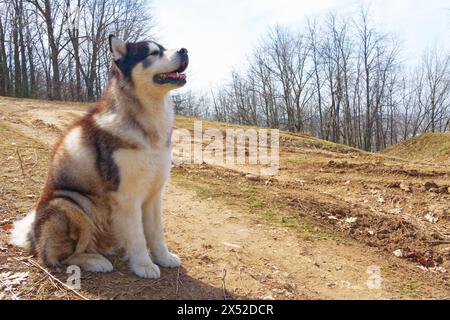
[97,93,174,204]
[113,141,172,202]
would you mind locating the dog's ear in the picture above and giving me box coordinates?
[109,35,126,61]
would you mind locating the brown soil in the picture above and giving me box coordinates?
[0,96,449,300]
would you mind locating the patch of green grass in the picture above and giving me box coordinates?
[280,216,335,241]
[401,279,422,297]
[335,160,349,166]
[240,186,256,195]
[195,185,208,197]
[260,208,275,220]
[246,197,264,208]
[171,167,341,243]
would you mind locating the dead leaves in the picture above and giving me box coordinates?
[424,181,449,194]
[392,249,436,268]
[0,271,29,299]
[0,219,14,231]
[386,180,449,194]
[1,224,14,231]
[0,271,29,289]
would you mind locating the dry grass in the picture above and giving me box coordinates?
[382,132,450,164]
[1,96,450,299]
[175,115,367,156]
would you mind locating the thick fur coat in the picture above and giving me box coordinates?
[10,35,189,278]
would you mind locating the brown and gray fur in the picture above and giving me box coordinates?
[11,35,189,278]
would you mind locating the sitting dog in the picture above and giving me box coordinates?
[10,35,188,278]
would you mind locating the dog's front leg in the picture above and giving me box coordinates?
[112,199,160,278]
[143,192,181,268]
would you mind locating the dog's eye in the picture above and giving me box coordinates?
[149,50,160,56]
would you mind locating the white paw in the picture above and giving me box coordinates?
[83,257,113,273]
[153,252,181,268]
[130,260,161,278]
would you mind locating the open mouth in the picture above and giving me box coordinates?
[154,72,187,85]
[154,61,188,85]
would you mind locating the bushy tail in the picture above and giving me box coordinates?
[10,210,35,251]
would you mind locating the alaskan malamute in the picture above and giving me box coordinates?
[10,35,189,278]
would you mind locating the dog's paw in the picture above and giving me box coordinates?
[83,257,114,273]
[65,254,113,273]
[130,260,161,278]
[153,252,181,268]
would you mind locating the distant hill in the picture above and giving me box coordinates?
[382,132,450,164]
[175,115,367,156]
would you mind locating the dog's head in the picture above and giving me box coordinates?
[109,35,189,96]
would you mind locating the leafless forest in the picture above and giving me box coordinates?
[177,10,450,151]
[0,0,153,102]
[0,1,449,151]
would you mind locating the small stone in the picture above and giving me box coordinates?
[393,249,403,257]
[222,242,241,249]
[424,181,439,190]
[245,174,260,181]
[345,217,358,224]
[386,182,401,188]
[424,213,438,224]
[399,182,412,192]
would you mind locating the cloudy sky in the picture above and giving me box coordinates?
[152,0,450,92]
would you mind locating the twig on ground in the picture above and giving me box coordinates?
[221,265,227,300]
[2,145,47,150]
[0,278,19,300]
[25,259,88,300]
[19,275,47,297]
[30,148,38,169]
[175,266,180,295]
[15,149,25,175]
[425,240,450,245]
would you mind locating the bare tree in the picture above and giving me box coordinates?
[209,7,447,151]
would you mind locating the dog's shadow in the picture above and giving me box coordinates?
[56,256,246,300]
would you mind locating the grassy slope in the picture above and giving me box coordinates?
[175,115,367,155]
[382,132,450,164]
[0,95,364,156]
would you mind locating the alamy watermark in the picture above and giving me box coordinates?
[66,265,81,290]
[366,265,382,289]
[172,121,280,176]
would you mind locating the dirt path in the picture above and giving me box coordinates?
[0,97,448,299]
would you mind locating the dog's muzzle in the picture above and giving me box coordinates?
[154,48,189,85]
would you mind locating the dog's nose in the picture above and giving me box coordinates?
[178,48,188,55]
